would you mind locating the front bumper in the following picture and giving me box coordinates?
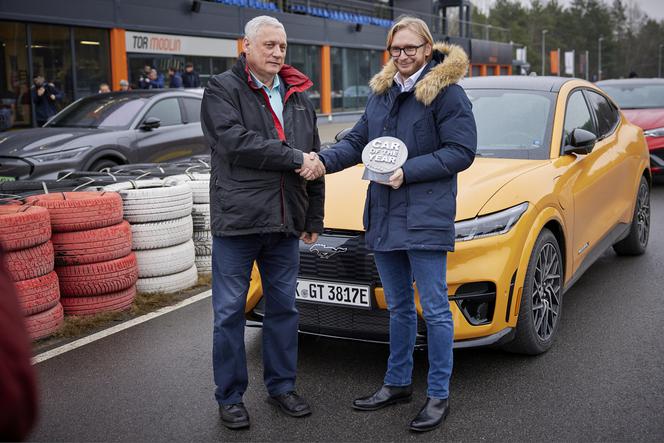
[245,219,531,348]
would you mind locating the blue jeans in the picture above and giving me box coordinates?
[211,233,300,405]
[373,250,453,399]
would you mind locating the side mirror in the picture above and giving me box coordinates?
[563,128,596,155]
[335,127,352,142]
[140,117,161,130]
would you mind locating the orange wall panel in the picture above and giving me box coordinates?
[321,45,331,115]
[109,29,128,91]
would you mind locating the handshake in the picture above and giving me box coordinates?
[295,152,326,181]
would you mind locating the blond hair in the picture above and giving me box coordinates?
[386,16,434,60]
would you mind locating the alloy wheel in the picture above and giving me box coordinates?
[636,182,650,248]
[531,242,562,341]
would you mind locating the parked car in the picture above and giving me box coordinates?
[246,76,650,354]
[0,89,205,180]
[597,79,664,175]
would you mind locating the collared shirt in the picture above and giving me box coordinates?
[393,62,427,93]
[250,71,284,129]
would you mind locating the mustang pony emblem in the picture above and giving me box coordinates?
[309,243,348,259]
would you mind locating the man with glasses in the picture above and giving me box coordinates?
[302,16,477,433]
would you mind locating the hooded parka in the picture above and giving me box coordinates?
[319,43,477,252]
[201,55,324,237]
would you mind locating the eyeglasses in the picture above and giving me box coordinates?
[388,43,425,58]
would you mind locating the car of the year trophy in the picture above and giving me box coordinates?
[361,136,409,184]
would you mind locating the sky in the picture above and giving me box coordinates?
[473,0,664,20]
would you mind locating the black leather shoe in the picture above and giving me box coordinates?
[409,397,449,432]
[219,403,250,429]
[267,391,311,417]
[352,384,412,411]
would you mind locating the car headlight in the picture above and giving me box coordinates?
[644,127,664,138]
[26,146,91,163]
[455,202,529,242]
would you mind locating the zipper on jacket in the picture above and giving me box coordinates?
[280,173,286,227]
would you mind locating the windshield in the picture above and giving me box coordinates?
[47,95,148,129]
[599,83,664,109]
[465,89,556,160]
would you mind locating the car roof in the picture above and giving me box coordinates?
[460,76,573,92]
[596,78,664,86]
[93,89,203,100]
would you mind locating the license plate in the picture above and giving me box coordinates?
[0,176,15,182]
[296,279,371,308]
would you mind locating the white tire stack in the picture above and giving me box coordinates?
[166,172,212,275]
[103,179,198,294]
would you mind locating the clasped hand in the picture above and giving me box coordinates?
[296,152,325,181]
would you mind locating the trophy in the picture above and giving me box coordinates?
[361,136,409,184]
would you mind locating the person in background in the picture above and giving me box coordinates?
[98,83,111,93]
[140,69,164,89]
[30,75,62,126]
[119,79,131,92]
[168,67,183,89]
[182,62,201,88]
[0,245,39,441]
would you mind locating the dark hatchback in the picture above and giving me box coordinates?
[0,89,205,180]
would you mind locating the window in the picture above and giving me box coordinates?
[331,47,383,111]
[31,24,73,109]
[563,91,594,146]
[182,97,201,123]
[0,21,30,127]
[144,98,182,126]
[285,44,321,112]
[585,90,619,138]
[74,28,111,98]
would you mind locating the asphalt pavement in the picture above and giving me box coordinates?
[29,185,664,442]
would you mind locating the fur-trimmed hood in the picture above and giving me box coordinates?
[369,42,469,106]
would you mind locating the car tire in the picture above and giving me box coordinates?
[164,173,210,204]
[134,239,195,278]
[52,220,132,266]
[504,228,563,355]
[15,271,61,316]
[613,176,650,256]
[136,264,198,294]
[104,181,193,223]
[192,203,210,230]
[5,241,54,282]
[0,205,51,251]
[56,252,138,297]
[195,254,212,274]
[61,286,136,316]
[131,216,193,250]
[25,191,124,232]
[25,302,64,341]
[193,229,212,255]
[89,158,119,172]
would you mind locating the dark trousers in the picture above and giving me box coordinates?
[212,233,300,405]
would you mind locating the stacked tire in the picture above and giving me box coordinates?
[1,204,63,340]
[25,192,138,317]
[166,172,212,276]
[104,180,198,294]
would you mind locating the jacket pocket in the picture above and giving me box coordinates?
[413,113,438,154]
[229,165,281,186]
[406,180,454,230]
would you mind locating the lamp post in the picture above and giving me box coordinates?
[659,43,663,78]
[598,36,604,81]
[541,29,548,76]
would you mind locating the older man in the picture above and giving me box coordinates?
[201,16,324,430]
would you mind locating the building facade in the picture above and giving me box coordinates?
[0,0,512,127]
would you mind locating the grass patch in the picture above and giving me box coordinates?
[36,275,212,350]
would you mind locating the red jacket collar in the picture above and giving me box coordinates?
[239,53,313,94]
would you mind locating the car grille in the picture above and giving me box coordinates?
[298,230,381,285]
[252,298,427,343]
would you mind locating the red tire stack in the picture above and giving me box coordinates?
[25,192,139,316]
[0,205,64,340]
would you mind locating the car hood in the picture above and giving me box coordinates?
[323,157,548,231]
[0,127,112,157]
[621,108,664,130]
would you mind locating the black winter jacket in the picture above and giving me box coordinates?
[201,55,324,237]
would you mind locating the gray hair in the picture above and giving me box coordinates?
[244,15,286,40]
